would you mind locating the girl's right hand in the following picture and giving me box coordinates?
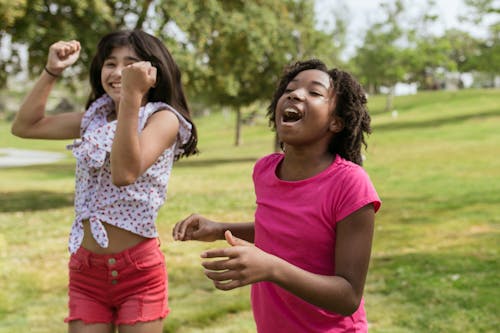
[173,214,223,242]
[46,40,81,76]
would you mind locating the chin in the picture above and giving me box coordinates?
[108,95,120,106]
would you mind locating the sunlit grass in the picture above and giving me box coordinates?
[1,88,499,332]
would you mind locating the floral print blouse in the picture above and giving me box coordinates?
[66,94,191,254]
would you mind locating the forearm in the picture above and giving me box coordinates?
[111,94,143,186]
[269,256,362,315]
[11,71,58,137]
[217,222,255,242]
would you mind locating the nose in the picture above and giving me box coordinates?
[287,88,305,101]
[110,64,125,77]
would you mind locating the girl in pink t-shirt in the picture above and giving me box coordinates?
[12,30,197,332]
[173,59,381,332]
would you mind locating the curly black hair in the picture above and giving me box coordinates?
[267,59,371,166]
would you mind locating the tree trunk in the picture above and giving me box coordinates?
[135,0,153,30]
[385,86,394,112]
[234,108,242,146]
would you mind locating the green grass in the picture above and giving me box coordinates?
[1,88,499,332]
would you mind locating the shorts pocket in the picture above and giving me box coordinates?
[68,254,85,272]
[132,247,165,271]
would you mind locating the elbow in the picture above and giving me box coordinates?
[111,162,141,187]
[112,173,138,187]
[335,295,362,316]
[11,123,27,138]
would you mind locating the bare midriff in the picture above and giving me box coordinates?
[81,219,148,254]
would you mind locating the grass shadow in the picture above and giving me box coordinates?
[2,160,76,175]
[0,190,74,212]
[373,107,500,132]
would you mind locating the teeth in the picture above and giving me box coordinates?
[283,108,302,122]
[284,108,299,115]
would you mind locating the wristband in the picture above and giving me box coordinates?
[44,66,60,78]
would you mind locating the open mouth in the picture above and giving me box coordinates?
[282,108,303,123]
[110,82,121,89]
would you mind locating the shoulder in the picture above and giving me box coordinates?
[255,153,283,171]
[142,102,194,151]
[332,155,381,214]
[332,155,369,179]
[253,153,282,181]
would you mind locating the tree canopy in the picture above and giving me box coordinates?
[1,0,497,131]
[1,0,345,144]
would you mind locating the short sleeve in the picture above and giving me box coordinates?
[140,102,193,155]
[335,166,381,222]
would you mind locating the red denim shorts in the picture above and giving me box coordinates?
[64,238,169,325]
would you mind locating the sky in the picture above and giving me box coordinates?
[314,0,493,58]
[315,0,471,31]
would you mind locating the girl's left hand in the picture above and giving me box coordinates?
[121,61,157,98]
[201,231,275,290]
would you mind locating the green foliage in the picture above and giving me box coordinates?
[0,0,26,30]
[442,29,482,74]
[1,0,153,87]
[352,0,410,92]
[159,0,340,109]
[155,0,341,145]
[1,88,499,332]
[1,0,341,144]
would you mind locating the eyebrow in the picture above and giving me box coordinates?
[105,55,141,62]
[290,78,330,90]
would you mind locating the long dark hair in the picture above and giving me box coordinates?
[86,29,197,158]
[267,59,371,166]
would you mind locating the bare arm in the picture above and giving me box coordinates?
[110,61,178,186]
[173,214,255,243]
[11,40,83,139]
[201,204,375,315]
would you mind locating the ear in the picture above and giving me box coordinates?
[329,116,344,133]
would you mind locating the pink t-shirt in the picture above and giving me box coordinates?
[251,153,381,333]
[66,94,192,254]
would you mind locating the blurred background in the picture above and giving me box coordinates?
[0,0,498,143]
[0,1,499,332]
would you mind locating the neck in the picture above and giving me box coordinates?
[278,147,334,181]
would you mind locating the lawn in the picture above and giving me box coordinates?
[0,88,499,332]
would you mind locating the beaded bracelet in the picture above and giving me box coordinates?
[44,66,60,78]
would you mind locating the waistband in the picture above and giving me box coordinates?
[73,237,160,268]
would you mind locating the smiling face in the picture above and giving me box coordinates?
[101,46,141,106]
[275,69,341,149]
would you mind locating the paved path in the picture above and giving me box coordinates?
[0,148,65,168]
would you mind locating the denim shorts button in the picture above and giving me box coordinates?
[108,258,116,265]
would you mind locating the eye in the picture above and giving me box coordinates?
[124,60,137,66]
[103,61,115,68]
[310,91,322,96]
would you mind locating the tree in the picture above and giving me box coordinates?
[155,0,342,146]
[3,0,345,147]
[0,0,26,88]
[1,0,154,88]
[462,0,500,85]
[442,29,480,75]
[404,0,456,90]
[351,0,413,111]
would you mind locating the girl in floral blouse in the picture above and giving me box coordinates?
[11,29,197,333]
